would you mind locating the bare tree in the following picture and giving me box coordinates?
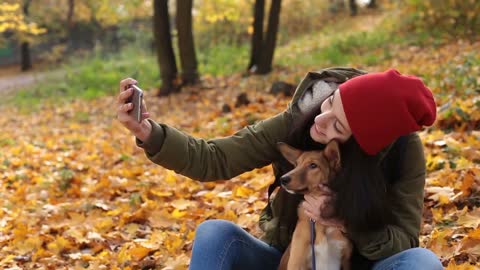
[248,0,282,75]
[349,0,358,16]
[67,0,75,28]
[248,0,264,72]
[176,0,198,85]
[153,0,178,96]
[20,0,33,71]
[152,0,199,96]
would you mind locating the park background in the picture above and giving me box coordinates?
[0,0,479,269]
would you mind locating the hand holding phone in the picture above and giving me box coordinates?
[118,78,152,141]
[125,84,144,122]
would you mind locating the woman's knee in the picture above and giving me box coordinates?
[405,248,443,269]
[194,219,241,244]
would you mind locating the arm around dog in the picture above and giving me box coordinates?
[349,134,426,260]
[136,110,293,181]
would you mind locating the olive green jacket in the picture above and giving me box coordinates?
[136,67,426,261]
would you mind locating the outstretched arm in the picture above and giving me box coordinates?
[137,110,293,181]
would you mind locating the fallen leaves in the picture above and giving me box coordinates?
[0,39,479,270]
[0,77,287,269]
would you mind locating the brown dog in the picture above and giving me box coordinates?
[276,140,351,270]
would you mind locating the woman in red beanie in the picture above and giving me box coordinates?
[116,67,443,270]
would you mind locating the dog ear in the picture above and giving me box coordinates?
[324,140,341,170]
[277,142,302,165]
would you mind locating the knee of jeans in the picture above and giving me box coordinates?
[194,219,240,243]
[407,248,443,269]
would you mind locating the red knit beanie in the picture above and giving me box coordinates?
[339,69,437,155]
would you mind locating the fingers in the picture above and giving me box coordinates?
[303,208,318,222]
[140,98,148,117]
[141,112,150,121]
[318,184,333,195]
[118,102,133,113]
[119,78,137,93]
[303,191,335,221]
[304,193,330,208]
[117,87,133,105]
[302,200,321,220]
[303,208,340,228]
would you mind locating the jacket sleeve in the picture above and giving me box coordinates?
[136,110,293,181]
[349,133,426,260]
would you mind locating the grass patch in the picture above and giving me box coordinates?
[5,46,159,110]
[3,42,249,110]
[197,43,249,76]
[277,29,395,68]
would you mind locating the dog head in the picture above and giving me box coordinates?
[277,140,341,194]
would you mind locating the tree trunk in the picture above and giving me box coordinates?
[153,0,178,96]
[256,0,282,74]
[21,0,32,71]
[349,0,357,16]
[67,0,75,28]
[247,0,265,72]
[176,0,198,85]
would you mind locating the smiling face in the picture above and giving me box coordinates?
[309,89,352,144]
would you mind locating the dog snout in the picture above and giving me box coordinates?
[280,175,291,186]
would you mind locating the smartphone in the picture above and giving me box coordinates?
[126,84,143,122]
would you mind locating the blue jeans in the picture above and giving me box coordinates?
[371,247,443,270]
[189,219,443,270]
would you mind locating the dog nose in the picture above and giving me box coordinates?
[280,175,291,185]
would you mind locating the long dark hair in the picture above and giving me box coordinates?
[286,105,393,233]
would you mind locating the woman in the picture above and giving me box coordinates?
[116,67,443,270]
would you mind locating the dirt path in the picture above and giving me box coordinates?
[0,67,65,94]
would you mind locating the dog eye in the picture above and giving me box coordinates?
[309,163,317,169]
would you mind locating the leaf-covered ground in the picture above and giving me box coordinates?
[1,19,480,270]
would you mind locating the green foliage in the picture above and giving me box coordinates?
[427,52,479,99]
[198,43,249,76]
[58,168,74,191]
[193,0,252,49]
[399,0,479,39]
[193,0,332,50]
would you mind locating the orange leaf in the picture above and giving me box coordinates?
[129,245,151,261]
[460,171,474,197]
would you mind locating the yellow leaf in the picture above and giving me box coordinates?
[125,223,139,236]
[431,208,443,222]
[457,209,480,228]
[32,248,52,262]
[438,194,450,205]
[94,217,115,232]
[117,244,131,264]
[171,209,187,219]
[165,170,177,184]
[148,210,175,229]
[171,199,195,210]
[150,189,173,197]
[446,261,477,270]
[47,236,72,254]
[234,186,254,198]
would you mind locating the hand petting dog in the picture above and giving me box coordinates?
[302,186,346,233]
